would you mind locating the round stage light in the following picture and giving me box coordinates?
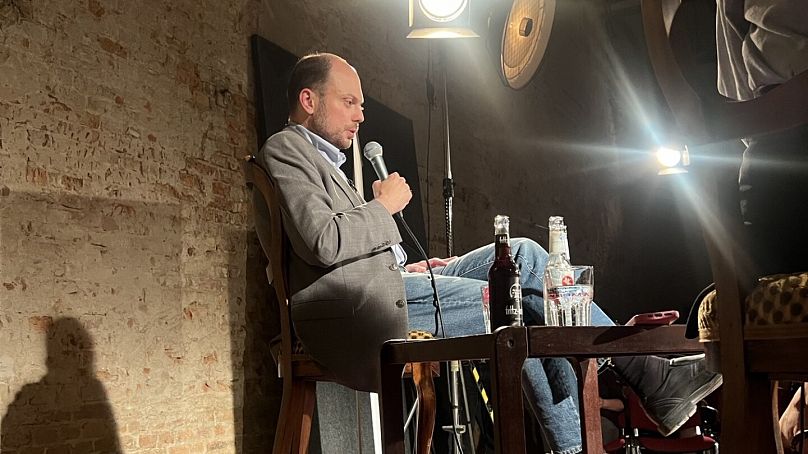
[500,0,556,89]
[419,0,468,23]
[656,146,683,168]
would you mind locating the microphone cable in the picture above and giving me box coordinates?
[395,213,446,339]
[367,140,463,453]
[397,213,468,454]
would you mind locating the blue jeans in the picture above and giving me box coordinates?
[404,238,614,454]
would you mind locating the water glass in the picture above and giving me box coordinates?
[544,265,594,326]
[480,284,491,334]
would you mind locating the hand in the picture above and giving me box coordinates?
[404,256,458,273]
[780,385,808,453]
[372,172,412,215]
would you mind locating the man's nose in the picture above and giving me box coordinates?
[355,108,364,124]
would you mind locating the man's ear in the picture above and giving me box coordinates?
[298,88,317,115]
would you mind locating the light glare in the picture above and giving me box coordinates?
[656,146,682,168]
[406,28,479,38]
[419,0,467,22]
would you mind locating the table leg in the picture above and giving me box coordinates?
[575,358,603,454]
[491,327,529,454]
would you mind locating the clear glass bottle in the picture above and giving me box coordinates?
[487,215,524,328]
[544,216,574,326]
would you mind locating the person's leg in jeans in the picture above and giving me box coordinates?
[486,238,721,437]
[418,237,613,453]
[407,237,722,447]
[404,271,584,454]
[504,238,722,437]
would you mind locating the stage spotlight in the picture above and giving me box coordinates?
[656,145,690,175]
[407,0,479,39]
[420,0,467,22]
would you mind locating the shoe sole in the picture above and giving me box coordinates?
[643,372,723,437]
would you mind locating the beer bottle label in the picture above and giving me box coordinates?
[506,280,524,325]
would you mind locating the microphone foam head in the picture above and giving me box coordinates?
[363,141,383,160]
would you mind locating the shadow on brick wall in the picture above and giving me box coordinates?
[235,231,284,453]
[1,317,122,453]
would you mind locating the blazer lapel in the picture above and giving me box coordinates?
[283,125,367,207]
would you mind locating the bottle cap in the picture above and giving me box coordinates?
[548,216,565,230]
[494,215,510,235]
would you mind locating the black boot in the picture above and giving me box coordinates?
[610,354,722,436]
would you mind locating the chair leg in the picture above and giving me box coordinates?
[293,381,317,454]
[274,375,298,454]
[411,362,436,454]
[273,377,316,454]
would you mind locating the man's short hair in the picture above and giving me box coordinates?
[287,53,333,112]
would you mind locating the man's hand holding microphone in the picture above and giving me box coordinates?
[363,141,412,216]
[373,172,411,215]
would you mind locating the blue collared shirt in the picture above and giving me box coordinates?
[289,124,407,267]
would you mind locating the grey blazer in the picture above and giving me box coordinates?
[256,127,409,392]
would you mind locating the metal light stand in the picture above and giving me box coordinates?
[442,61,454,259]
[437,45,475,454]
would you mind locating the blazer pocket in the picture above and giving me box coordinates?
[291,298,355,321]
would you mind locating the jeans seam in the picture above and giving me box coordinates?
[513,252,544,287]
[455,254,544,286]
[452,260,493,278]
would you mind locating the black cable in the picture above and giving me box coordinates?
[396,213,445,338]
[467,359,494,422]
[397,214,469,453]
[453,426,466,454]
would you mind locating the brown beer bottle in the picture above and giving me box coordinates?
[488,215,524,328]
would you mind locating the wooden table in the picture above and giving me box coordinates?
[380,325,704,454]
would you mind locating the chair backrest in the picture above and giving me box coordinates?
[243,155,295,374]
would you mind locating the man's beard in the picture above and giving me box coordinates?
[310,109,351,150]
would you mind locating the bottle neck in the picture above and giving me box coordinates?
[494,233,511,259]
[548,229,570,260]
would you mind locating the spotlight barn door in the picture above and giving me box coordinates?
[500,0,556,89]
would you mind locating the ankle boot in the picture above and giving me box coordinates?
[610,354,722,436]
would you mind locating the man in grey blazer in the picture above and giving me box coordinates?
[256,52,722,453]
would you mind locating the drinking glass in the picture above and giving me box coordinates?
[480,284,491,334]
[544,265,594,326]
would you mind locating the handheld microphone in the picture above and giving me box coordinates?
[363,141,402,222]
[362,141,389,180]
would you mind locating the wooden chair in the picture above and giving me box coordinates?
[243,155,437,454]
[640,1,808,452]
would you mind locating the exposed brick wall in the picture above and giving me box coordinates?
[0,0,262,452]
